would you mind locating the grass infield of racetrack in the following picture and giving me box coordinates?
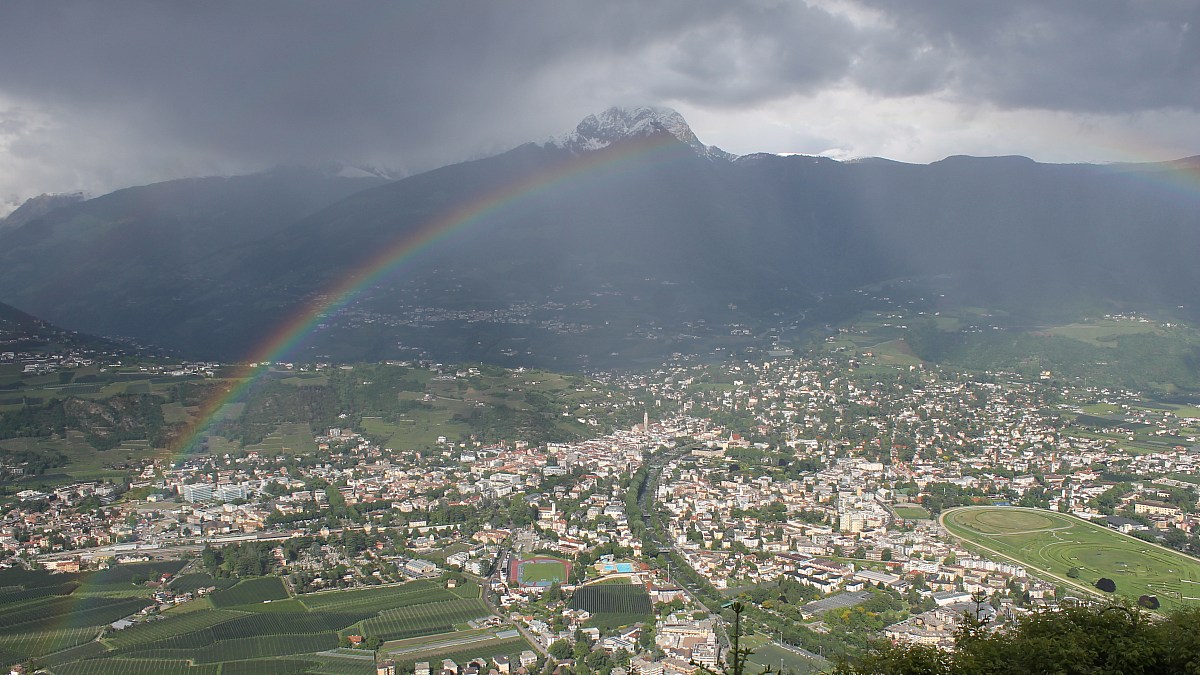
[942,506,1200,608]
[510,557,571,587]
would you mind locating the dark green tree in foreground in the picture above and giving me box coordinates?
[699,602,774,675]
[837,604,1200,674]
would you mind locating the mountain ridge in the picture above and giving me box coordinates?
[0,107,1196,365]
[0,192,88,231]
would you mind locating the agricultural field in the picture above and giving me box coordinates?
[101,609,246,650]
[168,572,236,594]
[380,627,494,653]
[1046,318,1165,347]
[568,583,653,631]
[943,507,1200,608]
[239,422,319,456]
[208,576,289,607]
[386,635,533,671]
[0,563,175,669]
[302,652,377,675]
[344,597,491,641]
[1056,393,1200,457]
[297,579,456,613]
[0,574,496,674]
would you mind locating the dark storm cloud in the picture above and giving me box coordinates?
[0,1,862,166]
[0,0,1196,206]
[858,0,1200,112]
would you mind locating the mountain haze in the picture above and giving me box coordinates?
[0,192,87,231]
[0,107,1196,364]
[0,167,388,346]
[0,300,127,354]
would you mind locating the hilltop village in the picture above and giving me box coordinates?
[5,349,1200,670]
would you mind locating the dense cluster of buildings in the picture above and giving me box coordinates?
[6,347,1200,664]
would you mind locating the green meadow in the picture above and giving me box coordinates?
[741,634,825,675]
[943,507,1200,608]
[892,505,931,520]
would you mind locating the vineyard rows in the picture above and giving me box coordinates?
[304,652,378,675]
[128,631,340,663]
[102,609,246,650]
[209,576,290,607]
[0,595,147,633]
[392,636,531,670]
[0,577,490,672]
[568,584,652,630]
[124,610,367,654]
[299,580,453,612]
[0,625,100,656]
[54,658,220,675]
[352,597,490,641]
[569,585,653,615]
[220,657,322,674]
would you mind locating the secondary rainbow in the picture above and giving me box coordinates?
[169,134,685,459]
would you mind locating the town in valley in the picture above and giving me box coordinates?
[5,311,1200,674]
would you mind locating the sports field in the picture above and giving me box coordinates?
[510,557,571,588]
[943,506,1200,608]
[893,505,931,520]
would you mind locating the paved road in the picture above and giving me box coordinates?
[38,530,303,561]
[637,444,715,615]
[478,557,547,657]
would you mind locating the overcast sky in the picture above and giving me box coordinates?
[1,0,1197,213]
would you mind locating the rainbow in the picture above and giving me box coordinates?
[168,134,686,460]
[166,143,1200,460]
[1102,156,1200,202]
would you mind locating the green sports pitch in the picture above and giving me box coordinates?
[509,557,571,588]
[942,506,1200,608]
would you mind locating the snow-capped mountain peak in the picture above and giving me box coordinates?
[0,191,89,229]
[549,106,732,160]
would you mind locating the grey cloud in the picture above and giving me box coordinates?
[858,1,1200,112]
[0,1,856,177]
[647,3,858,104]
[0,0,1197,204]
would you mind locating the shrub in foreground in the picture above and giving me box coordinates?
[836,604,1200,675]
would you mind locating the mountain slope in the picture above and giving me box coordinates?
[0,167,388,348]
[0,108,1196,365]
[0,300,126,354]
